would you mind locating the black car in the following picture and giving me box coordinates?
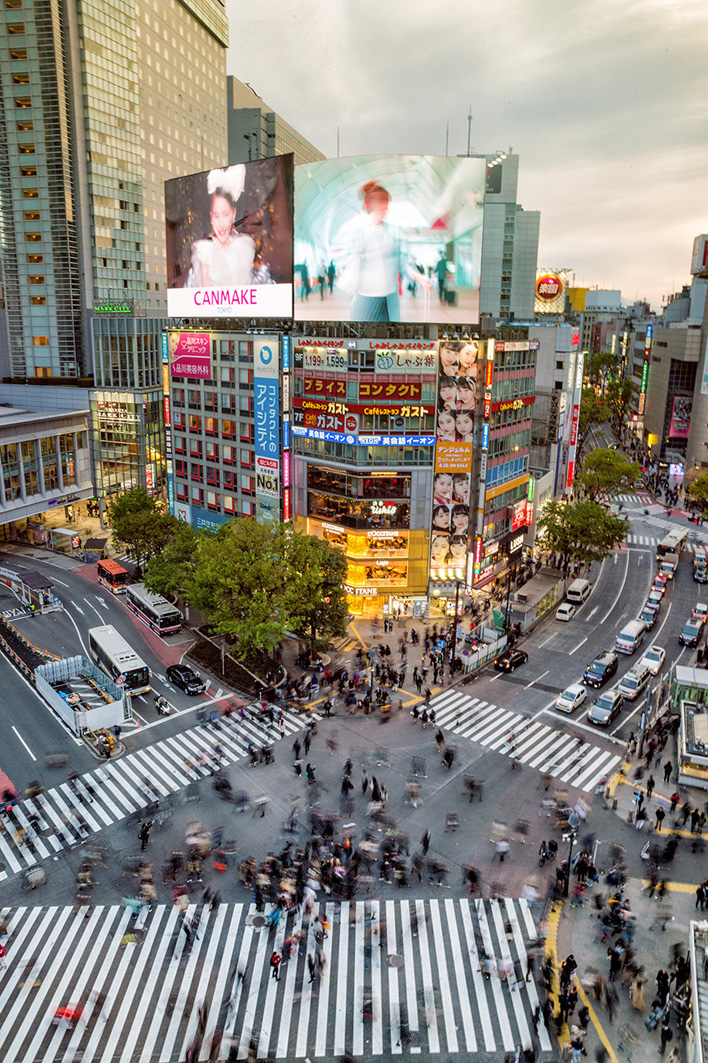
[166,664,206,695]
[582,650,619,688]
[493,649,529,673]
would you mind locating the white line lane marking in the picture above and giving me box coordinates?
[531,698,559,719]
[611,698,646,734]
[653,601,673,642]
[64,605,88,656]
[568,636,588,656]
[524,668,549,690]
[11,725,36,761]
[601,550,630,625]
[538,634,556,648]
[84,598,104,621]
[538,708,626,745]
[586,607,598,620]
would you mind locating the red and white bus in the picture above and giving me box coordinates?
[97,559,129,594]
[125,583,181,636]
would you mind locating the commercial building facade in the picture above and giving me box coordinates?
[227,76,325,166]
[0,0,230,503]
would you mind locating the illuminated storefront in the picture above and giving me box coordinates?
[292,337,436,616]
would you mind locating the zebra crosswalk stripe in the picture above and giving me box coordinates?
[0,899,548,1060]
[0,708,318,883]
[426,690,620,791]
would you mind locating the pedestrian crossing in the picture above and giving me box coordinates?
[0,708,316,884]
[0,897,549,1060]
[624,533,708,555]
[424,689,621,793]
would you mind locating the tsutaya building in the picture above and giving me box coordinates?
[289,332,538,618]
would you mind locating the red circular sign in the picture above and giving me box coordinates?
[344,415,358,433]
[536,273,563,301]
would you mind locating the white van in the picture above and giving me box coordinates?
[618,662,652,700]
[566,578,592,604]
[615,619,645,655]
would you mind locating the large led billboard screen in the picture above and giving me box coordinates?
[294,155,485,324]
[166,156,293,319]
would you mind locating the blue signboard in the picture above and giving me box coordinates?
[282,333,290,371]
[253,340,281,521]
[290,425,435,447]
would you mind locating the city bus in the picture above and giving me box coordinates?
[97,559,130,594]
[88,625,151,696]
[125,583,181,636]
[655,528,689,560]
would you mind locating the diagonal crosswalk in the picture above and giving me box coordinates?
[624,533,708,555]
[423,690,621,793]
[0,708,317,883]
[0,897,550,1060]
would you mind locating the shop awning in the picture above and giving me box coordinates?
[83,538,107,552]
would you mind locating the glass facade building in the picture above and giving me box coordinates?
[0,0,228,496]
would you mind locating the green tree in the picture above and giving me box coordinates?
[284,534,348,656]
[538,498,629,571]
[576,448,641,505]
[688,473,708,507]
[107,487,178,569]
[576,386,611,463]
[143,519,200,598]
[606,378,634,433]
[156,518,348,663]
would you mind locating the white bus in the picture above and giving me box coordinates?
[125,583,181,636]
[88,625,151,696]
[656,527,689,560]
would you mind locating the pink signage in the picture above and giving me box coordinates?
[168,332,211,379]
[669,396,692,439]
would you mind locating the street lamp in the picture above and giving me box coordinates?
[562,811,581,898]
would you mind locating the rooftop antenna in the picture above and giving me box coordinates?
[466,107,473,156]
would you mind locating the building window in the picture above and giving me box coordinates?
[206,491,219,510]
[6,1,24,9]
[30,296,46,305]
[32,336,49,346]
[14,97,31,108]
[34,367,51,377]
[10,48,27,59]
[26,253,43,264]
[222,445,233,463]
[13,73,30,85]
[224,494,235,514]
[22,189,38,198]
[28,274,44,284]
[20,166,36,177]
[240,474,254,494]
[25,233,41,243]
[18,144,34,155]
[8,24,25,34]
[191,486,203,504]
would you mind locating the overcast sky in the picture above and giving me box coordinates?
[225,0,707,311]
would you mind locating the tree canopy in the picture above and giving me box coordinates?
[688,473,708,507]
[575,448,641,505]
[538,498,629,570]
[107,487,178,569]
[144,517,348,662]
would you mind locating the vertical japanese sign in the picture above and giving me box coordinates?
[282,333,291,522]
[566,349,584,489]
[161,333,175,515]
[254,338,281,522]
[430,340,474,576]
[638,324,653,414]
[473,338,495,583]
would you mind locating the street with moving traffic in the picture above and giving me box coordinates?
[0,476,705,1062]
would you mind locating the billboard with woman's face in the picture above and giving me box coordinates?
[165,156,293,318]
[294,155,485,324]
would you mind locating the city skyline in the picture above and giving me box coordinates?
[225,0,707,311]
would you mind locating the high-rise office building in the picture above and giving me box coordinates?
[479,153,540,323]
[0,0,228,501]
[227,76,325,167]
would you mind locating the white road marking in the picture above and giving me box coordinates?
[73,605,85,616]
[524,669,549,690]
[538,634,556,648]
[538,708,625,745]
[586,607,598,620]
[568,637,588,656]
[84,598,104,621]
[11,726,36,761]
[602,550,630,624]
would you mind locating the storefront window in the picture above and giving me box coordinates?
[307,466,410,499]
[320,526,409,559]
[348,561,408,586]
[307,491,409,531]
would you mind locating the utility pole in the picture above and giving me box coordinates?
[466,107,473,157]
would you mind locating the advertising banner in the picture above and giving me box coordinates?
[166,156,293,319]
[293,398,433,419]
[295,155,485,324]
[253,339,280,520]
[669,396,692,438]
[534,270,569,315]
[167,332,211,379]
[161,334,174,514]
[430,340,480,572]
